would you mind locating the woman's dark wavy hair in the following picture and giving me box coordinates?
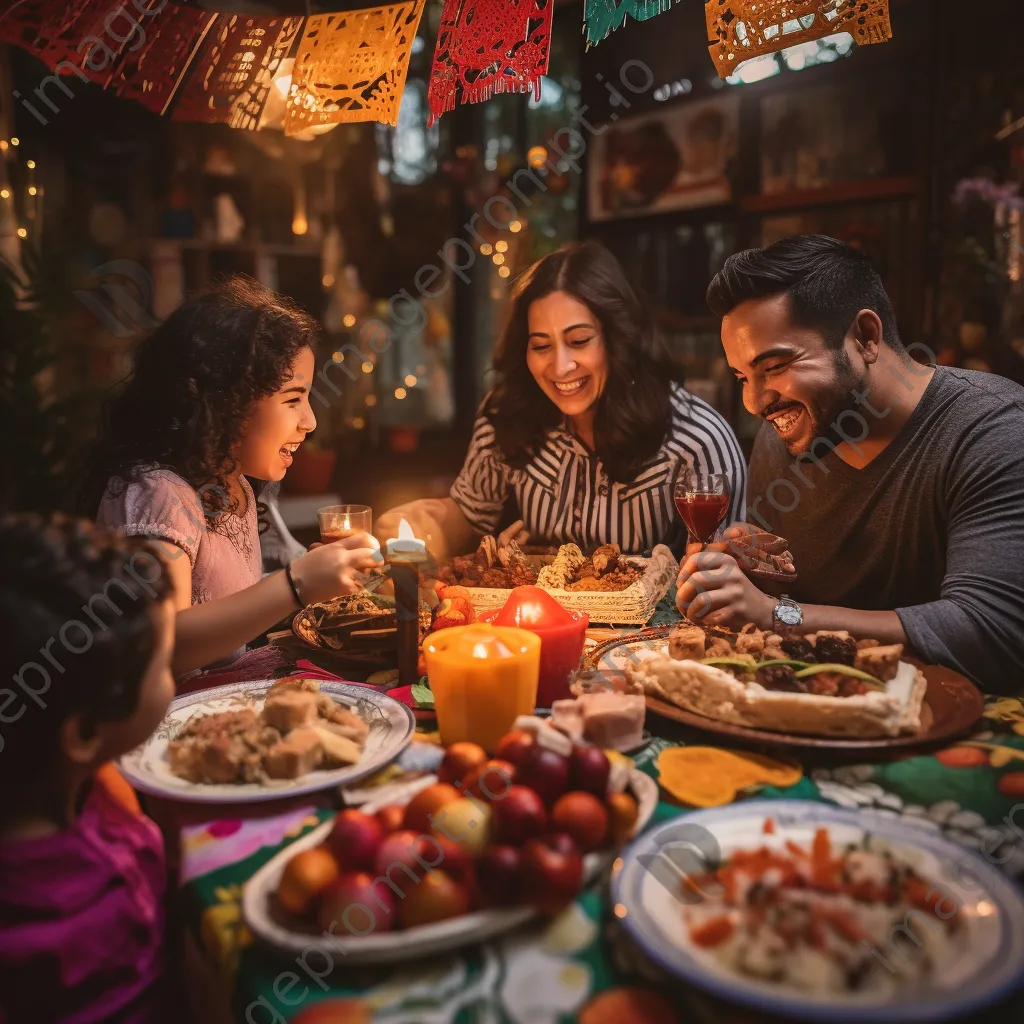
[484,241,684,483]
[80,276,319,520]
[0,514,172,805]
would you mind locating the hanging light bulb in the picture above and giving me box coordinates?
[292,180,308,236]
[256,57,338,140]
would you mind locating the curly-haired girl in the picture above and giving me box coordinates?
[0,514,176,1023]
[82,276,376,676]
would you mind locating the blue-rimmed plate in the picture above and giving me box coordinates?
[119,680,416,804]
[610,800,1024,1022]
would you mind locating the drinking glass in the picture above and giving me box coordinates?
[317,504,372,544]
[673,469,730,550]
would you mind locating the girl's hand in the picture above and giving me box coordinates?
[290,531,380,602]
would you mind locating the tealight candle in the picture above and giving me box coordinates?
[385,517,427,556]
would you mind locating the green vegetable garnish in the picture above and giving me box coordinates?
[794,664,886,690]
[411,682,435,708]
[756,659,813,670]
[701,657,757,670]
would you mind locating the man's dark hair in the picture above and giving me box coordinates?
[706,235,903,353]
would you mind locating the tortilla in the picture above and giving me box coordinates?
[627,657,928,739]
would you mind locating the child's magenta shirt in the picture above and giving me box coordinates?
[0,766,167,1023]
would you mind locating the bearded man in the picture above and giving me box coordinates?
[676,234,1024,693]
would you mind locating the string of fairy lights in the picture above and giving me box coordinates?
[0,135,42,243]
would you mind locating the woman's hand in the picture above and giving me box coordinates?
[497,519,530,548]
[675,550,775,630]
[289,531,380,603]
[684,522,795,575]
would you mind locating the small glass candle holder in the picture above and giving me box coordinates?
[317,504,372,544]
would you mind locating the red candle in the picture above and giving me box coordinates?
[486,586,589,708]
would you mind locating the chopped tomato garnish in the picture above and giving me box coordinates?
[786,840,807,859]
[763,817,776,834]
[820,908,869,944]
[689,916,734,947]
[810,829,838,886]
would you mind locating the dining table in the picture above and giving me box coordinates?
[160,592,1024,1024]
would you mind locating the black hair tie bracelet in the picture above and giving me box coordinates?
[284,563,304,610]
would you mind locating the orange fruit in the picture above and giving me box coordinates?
[551,791,610,852]
[606,791,640,845]
[997,771,1024,798]
[935,746,989,768]
[578,987,681,1024]
[438,741,488,785]
[276,845,340,916]
[402,782,462,834]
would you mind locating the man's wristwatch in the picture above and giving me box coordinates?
[772,594,803,635]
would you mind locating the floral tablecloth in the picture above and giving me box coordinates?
[169,612,1024,1024]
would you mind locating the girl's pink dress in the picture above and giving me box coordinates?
[96,468,261,606]
[0,768,168,1023]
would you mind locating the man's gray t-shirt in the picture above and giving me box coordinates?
[747,365,1024,694]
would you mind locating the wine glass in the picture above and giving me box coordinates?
[673,468,730,551]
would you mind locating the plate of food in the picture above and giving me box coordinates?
[119,678,416,803]
[241,726,657,964]
[292,590,434,668]
[437,535,677,625]
[611,800,1024,1021]
[587,624,984,752]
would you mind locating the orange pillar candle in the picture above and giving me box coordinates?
[424,624,541,752]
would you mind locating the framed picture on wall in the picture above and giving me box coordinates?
[587,95,739,221]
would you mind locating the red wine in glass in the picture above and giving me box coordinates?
[674,471,730,548]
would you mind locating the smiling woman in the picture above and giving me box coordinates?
[379,242,747,559]
[81,277,380,678]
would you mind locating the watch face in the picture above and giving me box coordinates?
[776,604,802,627]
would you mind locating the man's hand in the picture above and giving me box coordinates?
[685,522,795,576]
[676,550,775,630]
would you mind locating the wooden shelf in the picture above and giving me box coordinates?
[134,238,322,257]
[740,176,922,214]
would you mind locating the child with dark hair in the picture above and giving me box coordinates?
[0,515,176,1024]
[81,276,378,677]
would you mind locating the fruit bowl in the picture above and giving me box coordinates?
[241,769,657,964]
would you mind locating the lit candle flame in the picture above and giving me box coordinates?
[398,517,415,541]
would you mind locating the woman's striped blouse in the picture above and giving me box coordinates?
[449,384,747,554]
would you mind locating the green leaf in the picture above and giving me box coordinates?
[411,682,435,708]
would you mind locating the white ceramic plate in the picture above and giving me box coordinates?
[242,769,658,964]
[119,680,416,804]
[611,800,1024,1022]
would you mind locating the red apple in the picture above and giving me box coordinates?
[317,871,396,937]
[397,869,472,928]
[375,803,406,834]
[514,747,571,806]
[433,833,473,883]
[570,746,611,798]
[551,791,609,852]
[327,810,385,872]
[374,829,434,882]
[475,844,523,907]
[492,784,548,845]
[521,833,584,915]
[462,758,516,802]
[495,729,536,766]
[438,741,488,785]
